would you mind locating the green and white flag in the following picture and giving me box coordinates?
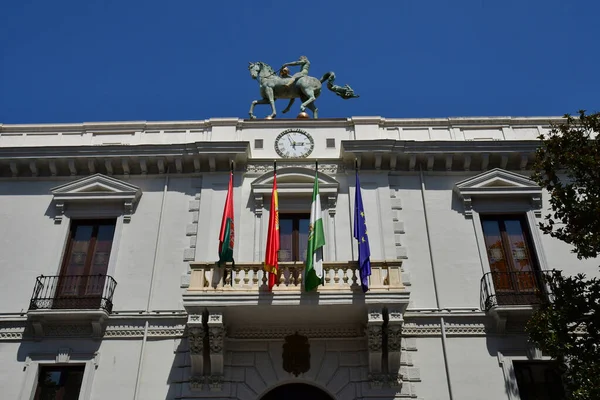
[304,169,326,292]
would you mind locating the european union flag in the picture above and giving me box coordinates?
[353,171,371,292]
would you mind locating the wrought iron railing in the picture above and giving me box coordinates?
[29,274,117,313]
[480,270,551,311]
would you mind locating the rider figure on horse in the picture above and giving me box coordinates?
[281,56,310,87]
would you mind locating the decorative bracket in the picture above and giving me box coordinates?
[254,194,264,216]
[187,314,205,381]
[387,310,404,377]
[207,311,224,391]
[327,195,337,217]
[54,201,65,223]
[367,308,384,379]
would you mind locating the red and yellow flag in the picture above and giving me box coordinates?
[264,171,279,290]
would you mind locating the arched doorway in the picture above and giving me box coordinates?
[259,383,335,400]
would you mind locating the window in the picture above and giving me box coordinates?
[34,365,85,400]
[514,361,565,400]
[481,215,543,306]
[279,214,310,262]
[55,219,116,309]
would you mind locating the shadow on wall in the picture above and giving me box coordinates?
[484,333,529,400]
[163,328,402,400]
[164,337,188,400]
[16,337,102,364]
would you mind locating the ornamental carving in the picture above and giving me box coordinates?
[209,313,222,323]
[367,325,383,352]
[388,325,402,352]
[208,375,223,391]
[282,332,310,377]
[368,310,382,322]
[208,326,224,354]
[227,325,363,339]
[188,327,205,354]
[246,162,342,174]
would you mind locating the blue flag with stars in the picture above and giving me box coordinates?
[353,171,371,292]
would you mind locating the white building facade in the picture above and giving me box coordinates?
[0,116,593,400]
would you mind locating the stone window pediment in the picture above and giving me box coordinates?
[251,167,339,196]
[51,173,142,222]
[453,168,542,216]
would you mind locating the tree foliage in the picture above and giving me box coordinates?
[527,111,600,400]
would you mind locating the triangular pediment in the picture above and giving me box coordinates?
[51,173,142,203]
[453,168,542,217]
[252,167,339,195]
[454,168,540,194]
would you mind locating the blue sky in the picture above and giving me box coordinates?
[1,0,599,123]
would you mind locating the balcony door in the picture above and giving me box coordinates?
[481,215,542,305]
[55,219,116,309]
[278,214,310,262]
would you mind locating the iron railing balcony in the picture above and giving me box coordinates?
[29,274,117,314]
[480,270,551,311]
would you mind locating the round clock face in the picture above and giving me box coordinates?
[275,129,314,158]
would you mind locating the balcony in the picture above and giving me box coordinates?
[182,260,410,322]
[183,260,410,341]
[480,270,551,332]
[27,274,117,339]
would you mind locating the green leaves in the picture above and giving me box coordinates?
[528,110,600,399]
[532,111,600,259]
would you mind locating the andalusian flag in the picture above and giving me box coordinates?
[218,170,235,266]
[304,168,325,292]
[264,169,279,290]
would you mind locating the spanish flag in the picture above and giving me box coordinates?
[264,168,279,290]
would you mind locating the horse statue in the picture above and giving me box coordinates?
[248,61,359,119]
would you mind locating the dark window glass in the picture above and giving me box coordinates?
[34,365,85,400]
[481,215,542,305]
[514,361,565,400]
[279,214,310,262]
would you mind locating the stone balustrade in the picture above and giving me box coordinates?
[186,261,403,293]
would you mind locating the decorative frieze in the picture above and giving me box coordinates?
[246,161,343,174]
[228,325,363,339]
[401,321,487,336]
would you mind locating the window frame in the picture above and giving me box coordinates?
[480,214,541,274]
[19,349,99,400]
[473,209,549,279]
[497,351,561,400]
[53,212,124,279]
[34,364,86,400]
[278,213,310,262]
[59,218,117,278]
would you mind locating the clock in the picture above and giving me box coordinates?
[274,129,315,158]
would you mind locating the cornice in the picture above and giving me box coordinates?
[342,139,541,154]
[0,142,249,160]
[0,115,564,134]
